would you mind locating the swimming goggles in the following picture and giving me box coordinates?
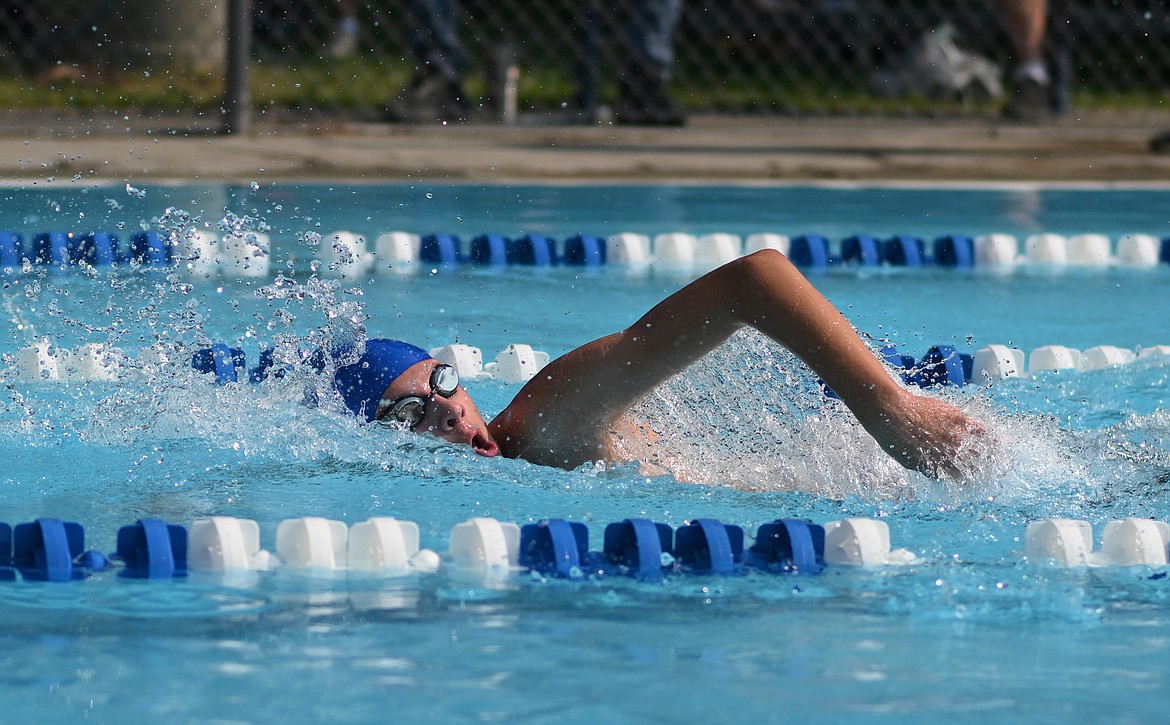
[377,363,460,430]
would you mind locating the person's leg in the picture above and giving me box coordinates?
[573,0,603,119]
[409,0,463,87]
[330,0,359,59]
[1000,0,1050,120]
[388,0,468,122]
[616,0,684,125]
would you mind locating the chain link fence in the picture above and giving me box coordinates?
[3,0,1169,123]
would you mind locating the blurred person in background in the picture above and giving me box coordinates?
[999,0,1051,120]
[578,0,685,125]
[383,0,469,122]
[384,0,683,125]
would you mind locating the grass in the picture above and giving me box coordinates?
[2,56,1166,118]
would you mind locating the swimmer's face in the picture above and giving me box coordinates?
[377,359,500,457]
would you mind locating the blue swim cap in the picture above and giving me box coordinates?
[334,339,432,422]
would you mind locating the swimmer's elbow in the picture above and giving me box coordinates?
[737,247,796,276]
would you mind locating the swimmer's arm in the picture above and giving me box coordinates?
[493,249,982,475]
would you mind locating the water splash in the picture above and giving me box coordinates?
[619,328,1167,507]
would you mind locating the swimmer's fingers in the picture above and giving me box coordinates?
[926,416,992,481]
[862,391,990,481]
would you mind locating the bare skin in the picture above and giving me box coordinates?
[378,359,500,458]
[999,0,1047,65]
[384,250,986,479]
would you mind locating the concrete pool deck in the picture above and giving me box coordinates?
[2,111,1170,184]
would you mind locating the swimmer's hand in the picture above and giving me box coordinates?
[859,390,988,480]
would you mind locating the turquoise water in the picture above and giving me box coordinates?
[0,183,1168,722]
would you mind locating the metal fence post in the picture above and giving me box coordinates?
[223,0,253,135]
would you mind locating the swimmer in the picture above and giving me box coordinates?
[334,249,986,479]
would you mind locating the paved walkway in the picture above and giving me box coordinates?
[3,113,1170,184]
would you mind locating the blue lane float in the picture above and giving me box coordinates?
[880,343,917,385]
[562,234,606,266]
[913,345,973,388]
[420,233,462,266]
[79,232,121,266]
[674,519,744,575]
[744,519,826,574]
[470,233,508,266]
[0,231,24,267]
[519,519,594,579]
[129,231,171,267]
[33,231,72,268]
[0,523,12,581]
[882,235,926,266]
[789,234,832,269]
[11,518,108,582]
[115,518,188,579]
[933,235,974,267]
[510,234,558,266]
[191,343,247,384]
[603,518,674,581]
[841,235,881,266]
[4,228,1170,274]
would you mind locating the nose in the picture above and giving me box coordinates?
[436,397,464,431]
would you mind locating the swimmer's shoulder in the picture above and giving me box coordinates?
[489,397,609,469]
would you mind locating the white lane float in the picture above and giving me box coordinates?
[823,518,915,565]
[189,516,273,572]
[696,233,743,269]
[179,229,221,278]
[1028,345,1082,374]
[221,232,271,278]
[1116,234,1160,267]
[745,233,791,256]
[430,343,485,379]
[484,344,550,383]
[652,232,698,273]
[448,517,521,571]
[971,345,1025,382]
[1026,518,1170,567]
[1024,233,1068,265]
[1066,233,1112,266]
[607,232,652,267]
[1079,345,1137,370]
[973,233,1019,267]
[317,230,374,277]
[375,231,421,273]
[348,517,441,575]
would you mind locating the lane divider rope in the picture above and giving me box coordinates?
[0,514,1162,584]
[2,229,1168,277]
[7,340,1168,387]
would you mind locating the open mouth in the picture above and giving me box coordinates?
[471,431,500,458]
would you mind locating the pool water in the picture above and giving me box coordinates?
[1,183,1168,722]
